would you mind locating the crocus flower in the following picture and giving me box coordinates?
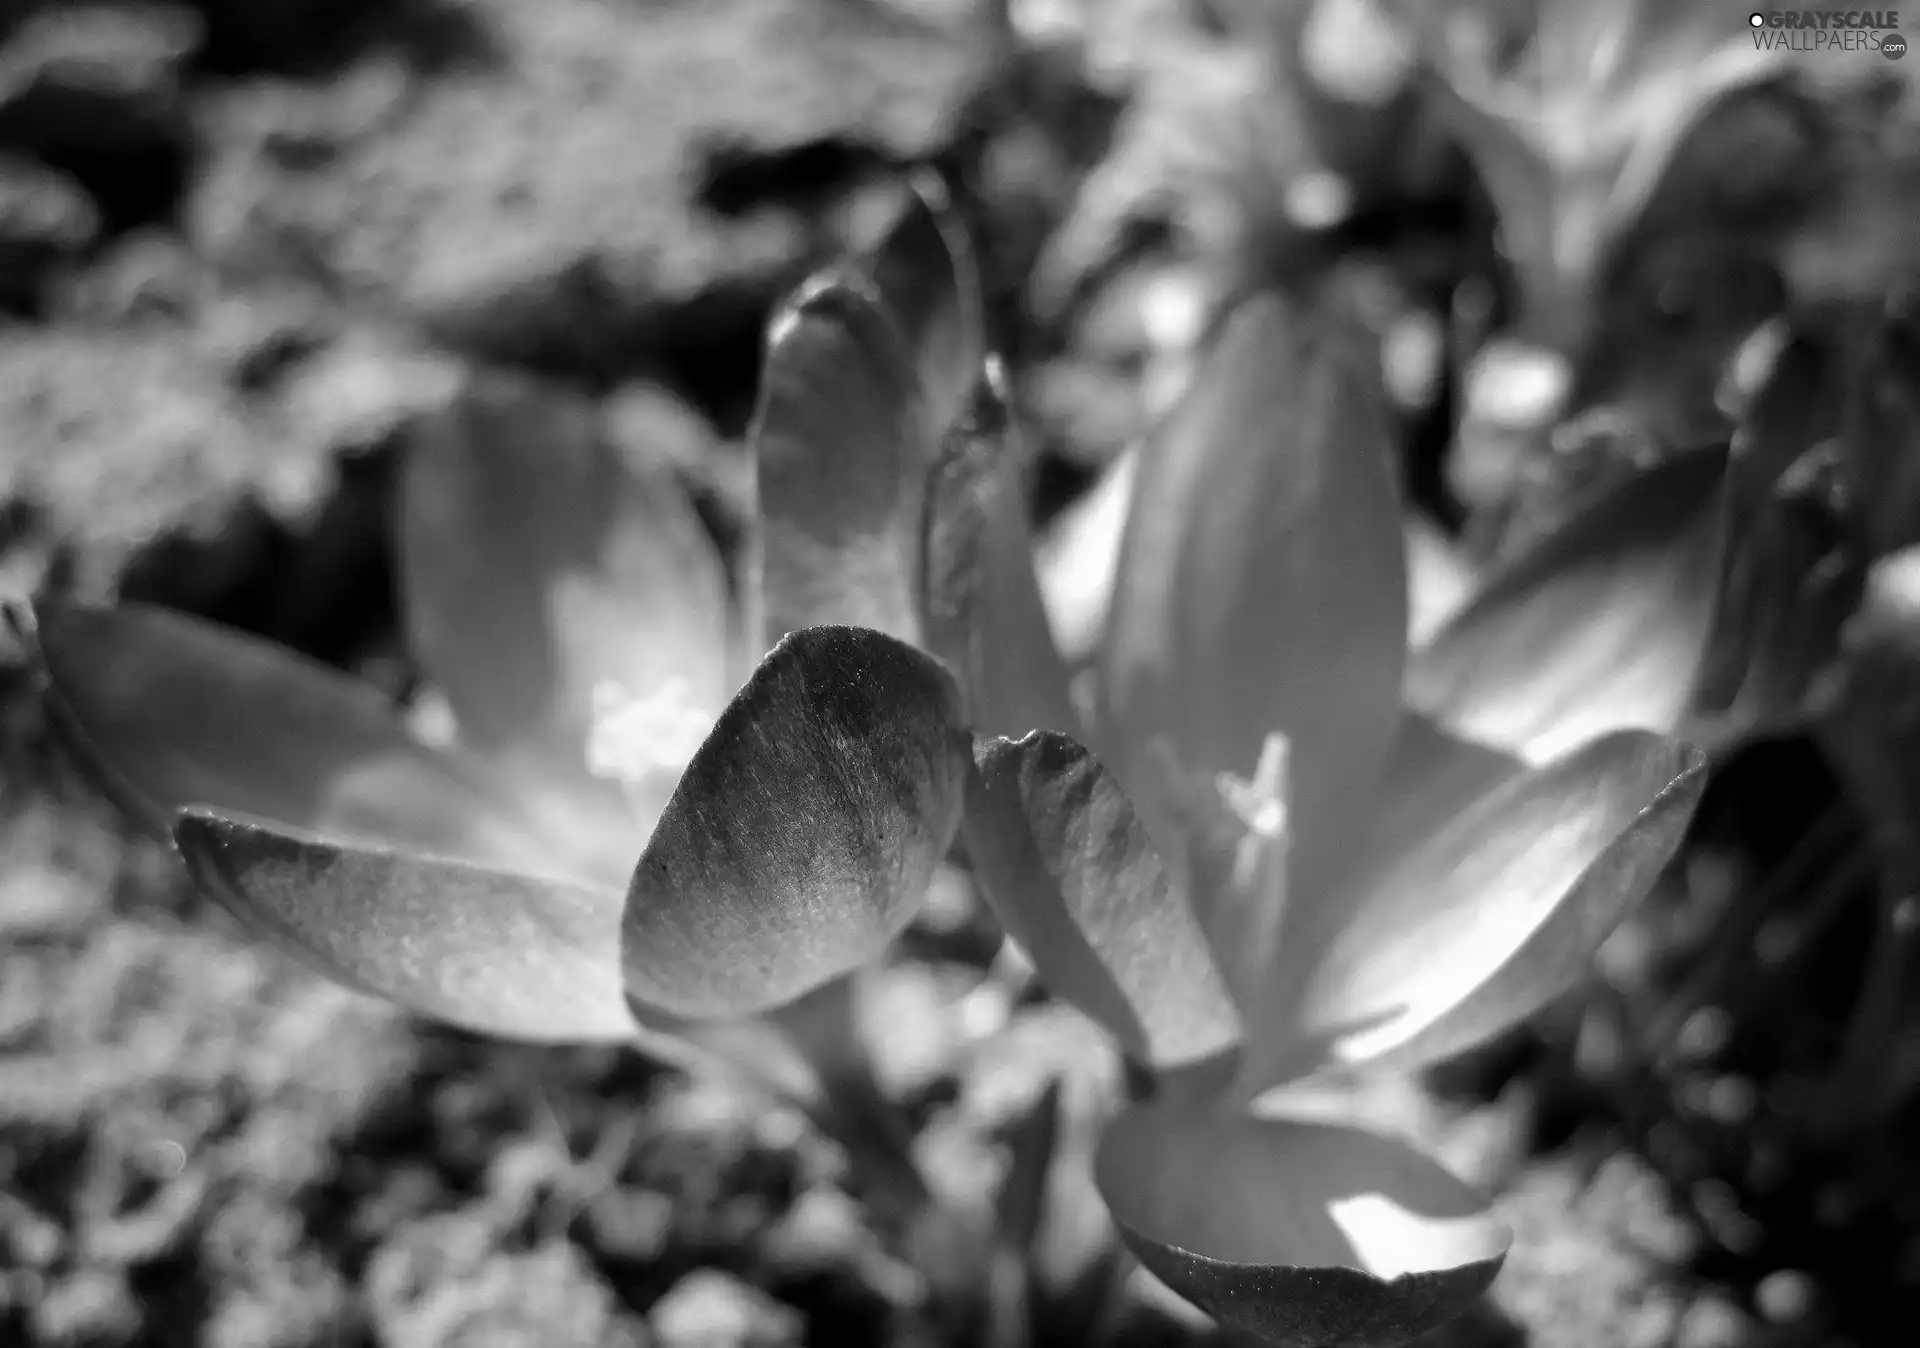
[1037,380,1733,765]
[921,292,1708,1345]
[7,179,989,1187]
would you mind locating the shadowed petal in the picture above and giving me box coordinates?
[1241,731,1707,1093]
[919,363,1079,740]
[962,730,1240,1071]
[749,273,927,648]
[174,809,633,1042]
[13,600,564,874]
[1408,447,1728,764]
[1237,715,1521,1074]
[623,626,970,1019]
[1098,292,1408,921]
[1095,1101,1508,1347]
[866,169,987,448]
[398,372,733,779]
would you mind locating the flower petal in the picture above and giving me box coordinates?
[866,169,987,450]
[1406,514,1476,647]
[1215,715,1520,1084]
[12,599,562,873]
[1366,713,1529,875]
[749,272,928,648]
[398,372,734,778]
[918,362,1079,740]
[962,730,1240,1071]
[623,626,969,1019]
[1034,445,1135,665]
[1242,731,1706,1091]
[1407,447,1728,764]
[1097,291,1408,914]
[1094,1100,1508,1347]
[174,808,632,1042]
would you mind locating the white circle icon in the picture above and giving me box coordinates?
[1749,11,1765,25]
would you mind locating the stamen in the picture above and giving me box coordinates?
[1215,732,1290,892]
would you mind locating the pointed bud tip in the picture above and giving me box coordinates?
[774,269,888,339]
[903,165,957,218]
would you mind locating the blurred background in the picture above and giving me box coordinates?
[4,0,1920,1344]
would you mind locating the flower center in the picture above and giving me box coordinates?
[584,676,713,790]
[1214,732,1290,893]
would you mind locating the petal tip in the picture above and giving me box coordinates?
[778,268,888,334]
[1095,1105,1509,1348]
[902,164,957,218]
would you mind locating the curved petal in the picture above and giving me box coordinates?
[1408,447,1728,764]
[623,626,970,1019]
[11,600,568,874]
[961,730,1240,1071]
[1097,292,1408,929]
[398,372,734,780]
[918,362,1079,740]
[1094,1101,1507,1347]
[748,272,926,649]
[1241,731,1707,1093]
[865,169,987,449]
[174,809,632,1042]
[1366,713,1528,880]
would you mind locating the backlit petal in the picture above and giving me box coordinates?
[1095,1100,1508,1347]
[14,600,558,874]
[1408,447,1728,763]
[1241,730,1706,1091]
[1406,514,1477,646]
[1097,292,1408,993]
[398,372,733,779]
[1034,446,1135,665]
